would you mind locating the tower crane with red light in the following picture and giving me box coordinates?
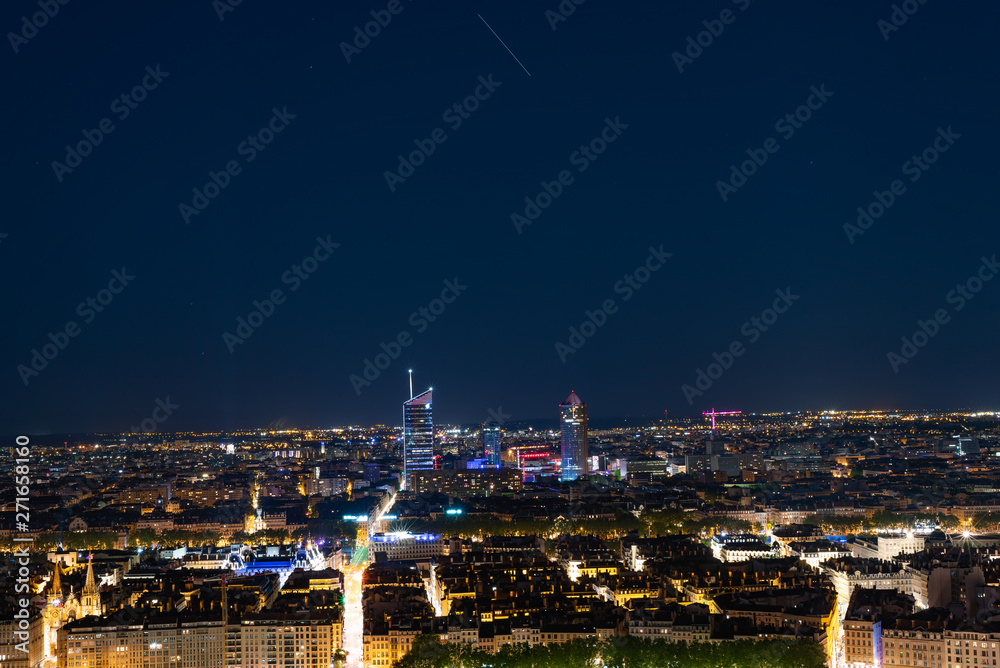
[703,408,741,431]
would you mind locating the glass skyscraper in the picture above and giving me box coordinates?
[559,391,588,481]
[403,389,434,490]
[483,422,502,468]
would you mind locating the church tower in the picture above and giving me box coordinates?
[81,555,101,617]
[43,561,66,659]
[48,562,63,602]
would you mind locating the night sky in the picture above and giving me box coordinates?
[3,1,998,434]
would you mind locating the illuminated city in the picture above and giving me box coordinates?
[5,406,1000,667]
[3,2,997,668]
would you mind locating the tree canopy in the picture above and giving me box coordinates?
[396,635,826,668]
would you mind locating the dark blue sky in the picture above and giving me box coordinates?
[3,0,998,434]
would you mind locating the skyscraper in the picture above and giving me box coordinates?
[403,389,434,490]
[559,391,588,481]
[483,422,501,468]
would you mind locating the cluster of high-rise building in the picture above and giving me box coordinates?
[401,379,592,488]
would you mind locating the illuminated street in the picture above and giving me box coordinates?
[342,493,396,667]
[343,567,365,668]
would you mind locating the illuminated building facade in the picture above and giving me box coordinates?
[514,443,557,482]
[1,609,43,668]
[409,467,521,496]
[483,422,502,468]
[403,389,434,491]
[559,391,588,482]
[57,612,342,668]
[369,532,449,562]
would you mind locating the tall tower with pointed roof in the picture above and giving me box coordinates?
[48,561,63,602]
[81,554,100,617]
[43,561,69,660]
[559,391,588,482]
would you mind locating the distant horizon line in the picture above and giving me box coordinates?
[9,407,1000,439]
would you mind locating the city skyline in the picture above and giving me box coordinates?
[8,407,1000,668]
[11,403,1000,438]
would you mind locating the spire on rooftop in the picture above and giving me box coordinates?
[49,561,63,600]
[83,554,97,595]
